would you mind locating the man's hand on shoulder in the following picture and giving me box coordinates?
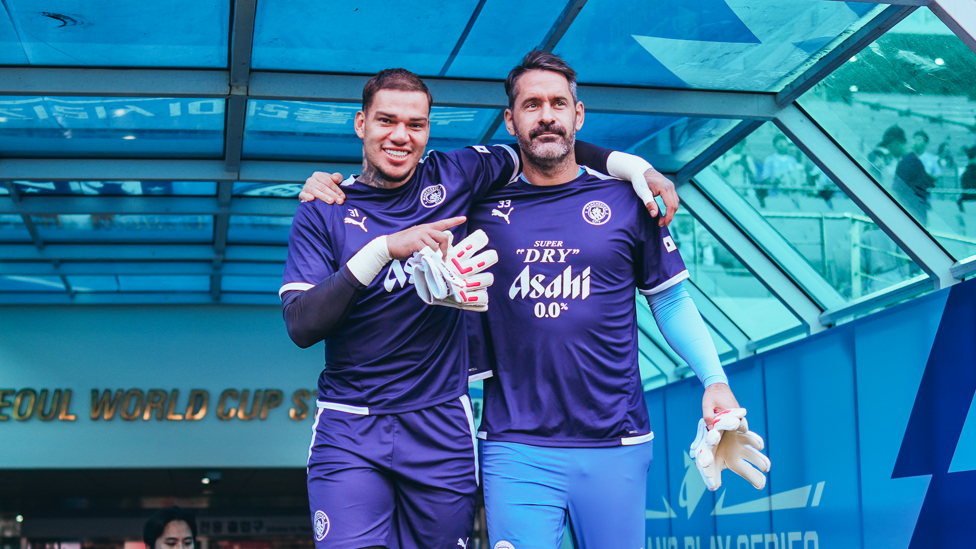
[702,382,739,428]
[300,171,346,204]
[644,166,678,227]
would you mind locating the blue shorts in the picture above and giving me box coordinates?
[482,440,653,549]
[307,396,479,549]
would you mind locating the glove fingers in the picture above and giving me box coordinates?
[451,229,490,258]
[740,430,765,452]
[737,416,750,434]
[451,250,498,277]
[742,446,771,472]
[461,272,494,290]
[729,458,767,490]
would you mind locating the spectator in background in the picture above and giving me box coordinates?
[713,140,757,192]
[892,129,937,225]
[913,130,941,179]
[958,145,976,214]
[759,134,800,208]
[868,125,906,189]
[144,507,196,549]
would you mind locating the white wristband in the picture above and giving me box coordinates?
[346,236,391,286]
[607,151,654,205]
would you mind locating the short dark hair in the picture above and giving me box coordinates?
[914,130,930,143]
[361,68,432,114]
[505,51,578,109]
[773,134,789,146]
[881,125,907,147]
[144,507,197,549]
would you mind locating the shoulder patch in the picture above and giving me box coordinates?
[473,145,490,154]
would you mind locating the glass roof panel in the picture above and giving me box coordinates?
[30,214,214,243]
[0,215,31,243]
[0,276,64,292]
[671,212,802,340]
[251,0,482,74]
[116,275,210,292]
[0,97,225,158]
[222,275,282,293]
[553,0,883,91]
[445,0,567,78]
[489,114,740,173]
[701,123,921,301]
[233,183,303,198]
[0,1,229,67]
[228,216,293,245]
[5,181,217,196]
[243,100,499,161]
[798,8,976,261]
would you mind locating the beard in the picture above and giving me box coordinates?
[514,119,576,171]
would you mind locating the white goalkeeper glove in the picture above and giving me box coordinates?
[407,229,497,312]
[690,408,771,491]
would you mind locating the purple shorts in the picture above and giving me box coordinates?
[307,395,478,549]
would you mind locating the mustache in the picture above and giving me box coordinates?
[529,121,567,139]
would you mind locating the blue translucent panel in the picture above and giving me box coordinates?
[0,97,225,158]
[553,0,882,91]
[0,215,32,242]
[233,183,303,198]
[228,216,293,245]
[30,215,213,243]
[222,275,282,293]
[798,8,976,261]
[705,123,921,300]
[67,276,119,293]
[6,181,217,196]
[243,100,499,161]
[446,0,567,78]
[117,275,210,292]
[672,213,801,339]
[0,276,64,292]
[0,1,229,67]
[252,0,481,74]
[490,114,739,173]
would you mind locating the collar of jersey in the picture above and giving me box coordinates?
[517,166,586,188]
[345,174,416,195]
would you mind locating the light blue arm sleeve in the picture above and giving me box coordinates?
[645,282,729,388]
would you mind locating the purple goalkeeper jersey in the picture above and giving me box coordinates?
[471,167,689,447]
[281,145,519,414]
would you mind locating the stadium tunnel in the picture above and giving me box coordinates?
[2,1,976,548]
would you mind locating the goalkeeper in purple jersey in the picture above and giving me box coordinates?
[286,67,680,549]
[465,51,753,549]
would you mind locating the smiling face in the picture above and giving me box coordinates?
[154,520,193,549]
[504,69,584,171]
[354,89,430,186]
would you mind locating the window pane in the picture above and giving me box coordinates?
[30,215,213,243]
[117,276,209,292]
[0,1,229,67]
[0,215,32,242]
[222,275,282,293]
[671,212,801,340]
[228,216,293,245]
[490,114,741,173]
[5,181,217,196]
[0,276,64,292]
[554,0,884,90]
[702,123,921,300]
[252,0,481,74]
[0,97,225,158]
[233,183,303,198]
[798,8,976,261]
[243,100,499,161]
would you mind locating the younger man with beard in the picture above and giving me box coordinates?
[469,51,749,549]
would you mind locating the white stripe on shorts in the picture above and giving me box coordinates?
[620,431,654,446]
[306,407,323,472]
[460,394,479,486]
[316,400,370,415]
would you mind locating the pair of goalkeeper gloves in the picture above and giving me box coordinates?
[690,408,771,491]
[406,230,497,312]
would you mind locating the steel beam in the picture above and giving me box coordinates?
[931,0,976,54]
[677,184,824,334]
[1,244,286,262]
[774,104,957,288]
[0,292,280,306]
[0,68,229,97]
[950,255,976,279]
[230,0,257,89]
[775,4,918,107]
[240,160,361,183]
[0,196,298,216]
[821,0,930,5]
[674,119,764,184]
[440,0,489,76]
[819,274,933,326]
[0,262,284,276]
[540,0,589,52]
[692,168,848,311]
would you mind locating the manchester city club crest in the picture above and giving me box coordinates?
[420,184,447,208]
[313,510,330,541]
[582,200,611,226]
